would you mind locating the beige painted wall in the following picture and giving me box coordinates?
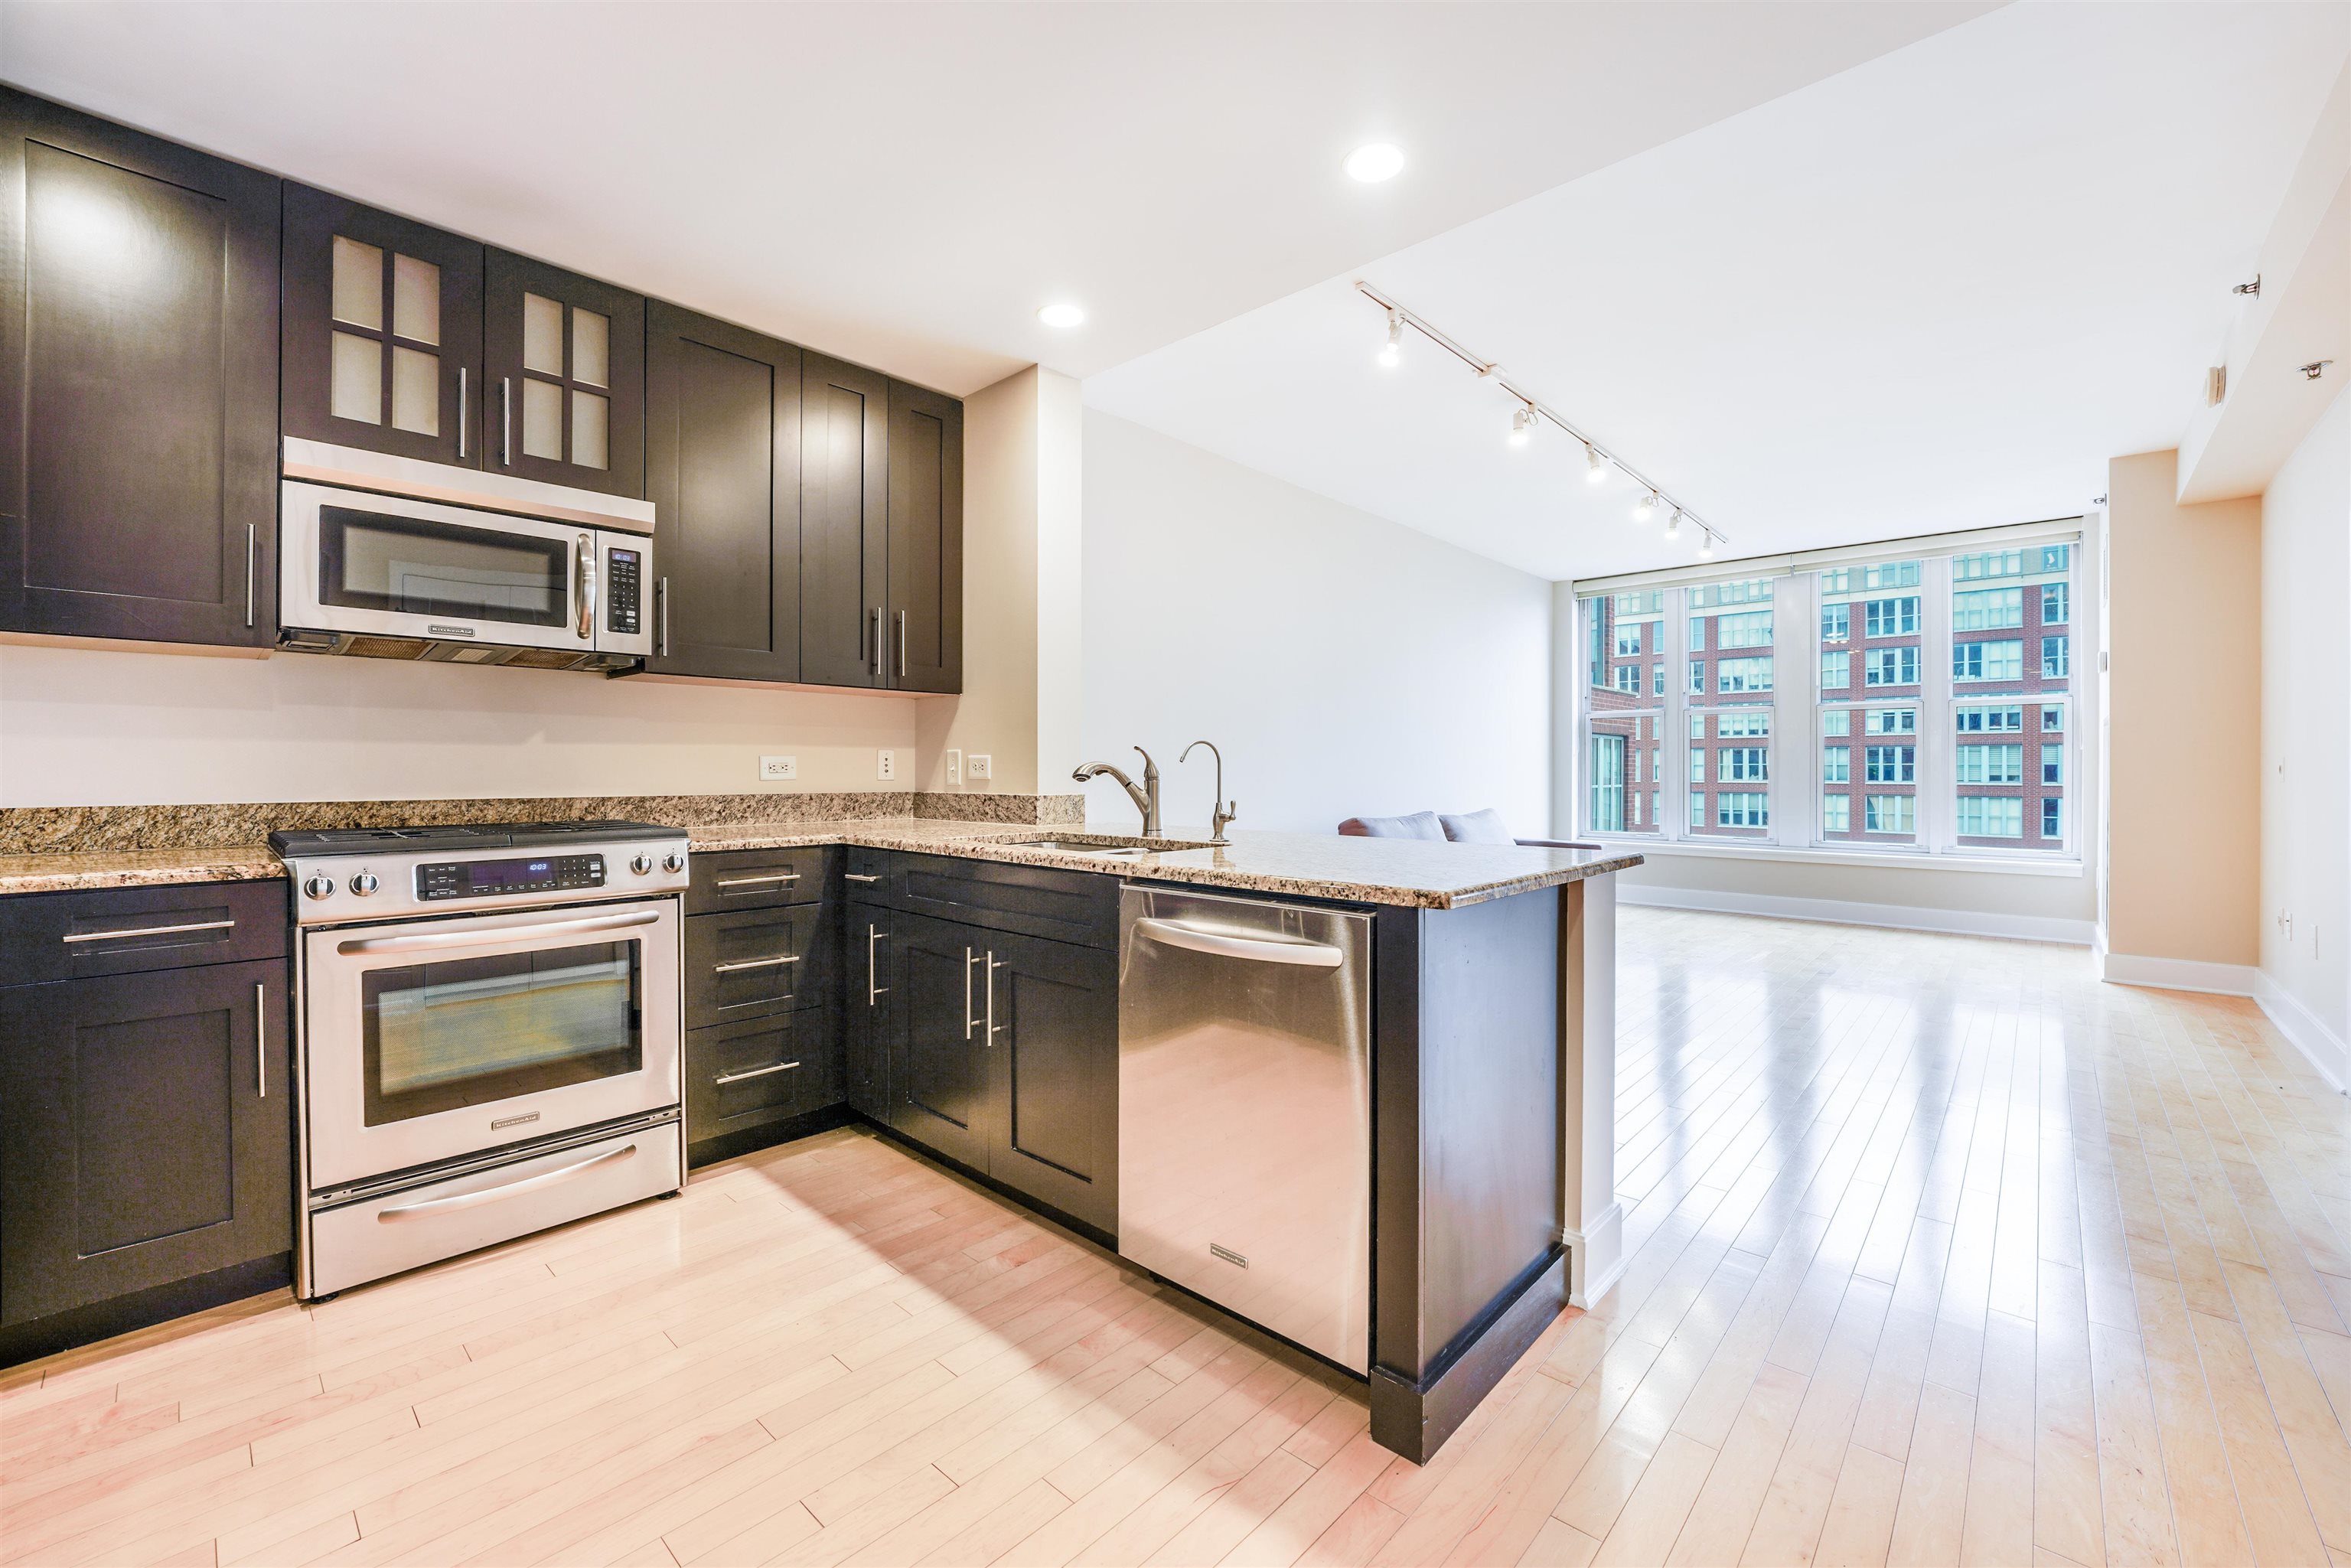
[2258,386,2349,1066]
[2105,449,2263,968]
[912,364,1084,797]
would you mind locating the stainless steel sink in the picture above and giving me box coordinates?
[1007,838,1154,859]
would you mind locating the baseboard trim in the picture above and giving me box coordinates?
[1618,884,2094,946]
[2254,972,2349,1095]
[2098,950,2260,998]
[1562,1201,1625,1309]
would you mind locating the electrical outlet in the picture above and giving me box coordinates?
[968,753,993,782]
[877,749,896,781]
[758,755,797,782]
[945,749,962,787]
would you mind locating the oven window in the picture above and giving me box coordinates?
[361,940,641,1126]
[320,505,569,628]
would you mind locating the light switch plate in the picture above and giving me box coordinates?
[968,753,993,781]
[877,749,897,781]
[758,755,797,781]
[945,749,962,787]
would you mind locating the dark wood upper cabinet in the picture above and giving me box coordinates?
[798,353,889,689]
[0,87,279,647]
[644,303,801,682]
[483,248,644,499]
[885,380,963,694]
[281,184,483,468]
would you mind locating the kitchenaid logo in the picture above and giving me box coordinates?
[427,624,476,637]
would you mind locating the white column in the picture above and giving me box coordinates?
[1560,872,1623,1308]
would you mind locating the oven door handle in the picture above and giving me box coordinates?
[334,909,660,957]
[375,1143,638,1222]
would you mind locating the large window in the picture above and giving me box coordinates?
[1577,529,2079,860]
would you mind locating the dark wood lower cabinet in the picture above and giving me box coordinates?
[684,1009,840,1156]
[844,901,892,1118]
[0,960,292,1328]
[884,911,1117,1238]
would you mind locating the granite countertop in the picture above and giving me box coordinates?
[0,819,1642,909]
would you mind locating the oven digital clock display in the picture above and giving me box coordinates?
[416,854,605,900]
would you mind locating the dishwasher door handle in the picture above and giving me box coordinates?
[1131,918,1345,969]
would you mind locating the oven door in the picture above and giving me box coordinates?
[302,898,682,1188]
[281,479,595,654]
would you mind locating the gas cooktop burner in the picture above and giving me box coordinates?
[269,819,684,857]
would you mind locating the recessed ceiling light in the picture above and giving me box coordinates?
[1344,143,1404,184]
[1037,302,1085,329]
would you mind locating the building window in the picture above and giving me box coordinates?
[1864,596,1920,637]
[2043,582,2069,624]
[1865,745,1915,784]
[2042,797,2062,839]
[1824,748,1849,784]
[1654,663,1665,696]
[1717,793,1769,828]
[1718,709,1769,737]
[1823,709,1850,736]
[1865,796,1915,835]
[1689,712,1705,740]
[1690,748,1705,784]
[1822,794,1850,833]
[1954,549,2025,580]
[1608,664,1640,693]
[1955,706,2022,732]
[1717,657,1772,693]
[1724,746,1767,782]
[1957,797,2023,837]
[1953,640,2023,682]
[1689,793,1705,828]
[1716,611,1772,649]
[2042,635,2069,677]
[1689,661,1706,695]
[1614,624,1642,657]
[1822,604,1850,643]
[2042,751,2062,785]
[1864,708,1917,736]
[1821,651,1850,689]
[1953,587,2023,630]
[1956,744,2024,784]
[1864,561,1921,589]
[1689,617,1706,653]
[2042,706,2063,732]
[1589,736,1624,831]
[1864,647,1918,686]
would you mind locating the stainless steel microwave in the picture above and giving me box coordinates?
[278,438,654,670]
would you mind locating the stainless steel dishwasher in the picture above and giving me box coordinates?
[1117,885,1372,1372]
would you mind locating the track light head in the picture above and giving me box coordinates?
[1633,493,1658,525]
[1663,508,1681,540]
[1584,445,1607,484]
[1378,310,1402,369]
[1509,406,1534,448]
[1697,531,1715,559]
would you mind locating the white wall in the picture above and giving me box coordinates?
[1079,410,1553,836]
[0,644,918,806]
[2258,385,2349,1086]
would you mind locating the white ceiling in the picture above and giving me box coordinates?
[0,0,1991,396]
[1085,2,2351,581]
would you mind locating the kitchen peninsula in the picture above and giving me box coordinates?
[0,804,1635,1462]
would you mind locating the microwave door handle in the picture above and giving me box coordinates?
[576,535,595,641]
[336,909,659,957]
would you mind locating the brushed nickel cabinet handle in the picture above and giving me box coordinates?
[500,376,512,466]
[255,982,266,1099]
[716,872,799,888]
[64,918,236,944]
[244,523,256,628]
[716,1061,799,1087]
[867,924,887,1005]
[844,872,882,884]
[870,607,884,680]
[964,947,982,1040]
[657,575,670,657]
[895,609,908,683]
[712,954,797,974]
[985,952,1002,1045]
[457,367,468,460]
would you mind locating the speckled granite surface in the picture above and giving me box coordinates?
[911,792,1085,825]
[0,809,1639,908]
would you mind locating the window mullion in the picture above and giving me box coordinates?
[1922,554,1955,852]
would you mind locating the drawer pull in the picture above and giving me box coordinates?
[713,954,797,974]
[716,872,801,888]
[377,1143,637,1222]
[716,1060,801,1086]
[64,918,236,945]
[844,872,882,884]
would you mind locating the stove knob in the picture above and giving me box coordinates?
[349,872,380,897]
[302,872,337,901]
[631,853,654,875]
[663,852,686,873]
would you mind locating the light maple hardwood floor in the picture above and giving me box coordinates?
[4,907,2347,1568]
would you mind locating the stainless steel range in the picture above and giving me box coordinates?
[274,820,690,1299]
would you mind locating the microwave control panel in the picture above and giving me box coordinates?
[606,546,643,637]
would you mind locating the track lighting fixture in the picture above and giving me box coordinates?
[1664,508,1681,541]
[1698,531,1715,559]
[1352,279,1729,556]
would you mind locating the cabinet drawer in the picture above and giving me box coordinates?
[887,852,1117,949]
[685,1012,836,1148]
[0,881,289,989]
[686,847,833,914]
[686,905,830,1027]
[843,846,889,892]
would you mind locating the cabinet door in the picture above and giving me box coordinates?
[885,380,962,693]
[885,912,990,1170]
[0,960,292,1325]
[684,903,830,1028]
[685,1010,833,1154]
[483,249,644,498]
[644,303,801,680]
[798,353,888,689]
[845,902,891,1118]
[0,88,279,647]
[282,184,483,468]
[983,931,1117,1235]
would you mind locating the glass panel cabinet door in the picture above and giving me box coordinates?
[483,249,644,500]
[282,184,484,468]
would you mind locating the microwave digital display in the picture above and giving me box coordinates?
[417,855,605,901]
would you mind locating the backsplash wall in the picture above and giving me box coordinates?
[0,643,928,807]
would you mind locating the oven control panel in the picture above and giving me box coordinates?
[418,853,606,901]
